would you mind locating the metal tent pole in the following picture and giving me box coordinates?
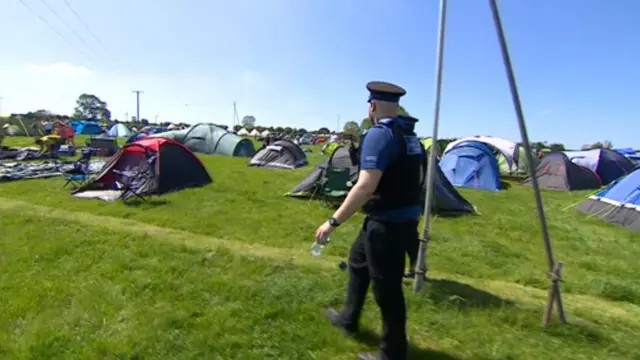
[487,0,566,325]
[414,0,448,292]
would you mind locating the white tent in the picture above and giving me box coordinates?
[261,130,270,137]
[444,135,518,169]
[108,123,131,138]
[249,129,260,136]
[237,128,249,136]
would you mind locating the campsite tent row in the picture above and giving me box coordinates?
[237,128,269,137]
[125,123,256,157]
[436,136,538,192]
[443,136,536,176]
[286,145,476,214]
[68,121,134,137]
[437,135,635,192]
[522,149,635,191]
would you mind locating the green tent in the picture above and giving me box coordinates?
[150,123,255,157]
[421,138,433,151]
[513,145,537,174]
[420,138,446,156]
[496,145,537,175]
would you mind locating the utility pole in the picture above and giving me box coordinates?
[0,96,4,116]
[232,101,240,127]
[337,114,341,132]
[132,90,143,122]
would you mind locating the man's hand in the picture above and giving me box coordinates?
[314,220,335,244]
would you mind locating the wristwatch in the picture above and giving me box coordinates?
[328,217,341,227]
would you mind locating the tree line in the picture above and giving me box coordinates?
[0,93,618,151]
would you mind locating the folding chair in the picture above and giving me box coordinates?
[312,167,352,203]
[62,149,93,189]
[113,148,158,202]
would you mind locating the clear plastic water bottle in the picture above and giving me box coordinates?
[310,238,330,257]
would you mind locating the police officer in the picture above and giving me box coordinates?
[314,81,425,360]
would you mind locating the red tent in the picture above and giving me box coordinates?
[74,137,212,200]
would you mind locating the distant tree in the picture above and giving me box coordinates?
[532,141,548,151]
[73,93,111,121]
[255,126,266,132]
[233,124,242,132]
[549,143,565,151]
[241,115,256,129]
[218,124,229,130]
[360,118,373,131]
[283,126,293,134]
[317,127,330,134]
[582,141,612,150]
[296,128,307,136]
[342,121,360,140]
[140,118,149,125]
[130,116,137,122]
[274,126,284,133]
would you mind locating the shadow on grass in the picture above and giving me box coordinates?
[499,180,512,190]
[123,198,169,207]
[424,278,515,309]
[434,211,480,218]
[354,329,460,360]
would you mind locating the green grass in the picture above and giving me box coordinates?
[1,136,640,359]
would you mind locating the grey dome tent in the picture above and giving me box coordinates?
[150,123,255,157]
[522,151,601,191]
[286,145,475,214]
[249,139,308,169]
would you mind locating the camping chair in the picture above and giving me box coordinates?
[312,167,352,203]
[112,149,158,202]
[62,149,93,189]
[112,168,155,202]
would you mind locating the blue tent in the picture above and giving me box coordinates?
[126,133,148,144]
[576,168,640,231]
[440,141,501,191]
[75,121,104,135]
[615,148,636,156]
[69,120,82,128]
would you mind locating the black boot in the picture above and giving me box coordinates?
[404,270,426,280]
[325,308,358,337]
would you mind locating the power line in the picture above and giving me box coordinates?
[38,0,106,68]
[17,0,98,67]
[61,0,117,66]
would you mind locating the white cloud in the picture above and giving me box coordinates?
[25,62,91,77]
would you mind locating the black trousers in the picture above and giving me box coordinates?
[406,237,419,272]
[340,217,418,360]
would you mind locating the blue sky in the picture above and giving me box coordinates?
[1,0,639,148]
